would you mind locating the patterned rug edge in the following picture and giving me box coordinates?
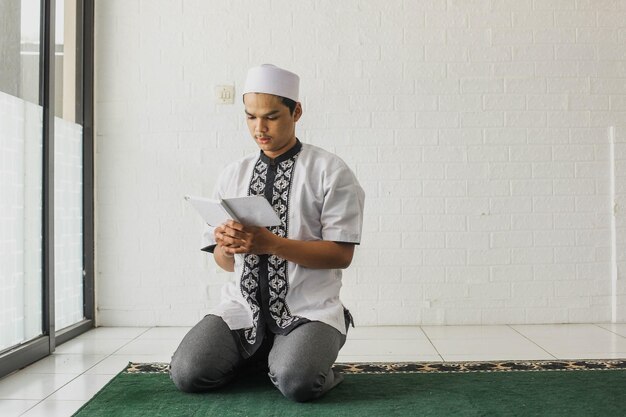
[125,359,626,375]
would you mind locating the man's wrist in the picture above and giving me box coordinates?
[269,235,284,258]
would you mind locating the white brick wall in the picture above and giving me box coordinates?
[95,0,626,326]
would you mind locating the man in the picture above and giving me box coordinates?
[170,64,365,402]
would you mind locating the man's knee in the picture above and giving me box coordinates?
[269,366,329,402]
[169,358,199,392]
[170,355,233,393]
[169,315,241,393]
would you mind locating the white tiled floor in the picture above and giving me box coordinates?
[1,323,625,417]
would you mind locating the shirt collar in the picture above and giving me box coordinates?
[259,138,302,165]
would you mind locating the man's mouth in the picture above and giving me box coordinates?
[257,136,271,143]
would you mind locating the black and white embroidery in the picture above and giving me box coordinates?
[238,151,303,350]
[267,158,299,328]
[241,254,261,345]
[249,160,268,195]
[239,159,269,346]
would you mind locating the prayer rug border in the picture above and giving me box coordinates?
[125,359,626,375]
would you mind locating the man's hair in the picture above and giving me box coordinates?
[280,97,297,115]
[243,94,298,115]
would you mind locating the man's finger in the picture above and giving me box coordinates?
[221,229,240,241]
[224,226,250,241]
[223,234,241,246]
[229,245,249,254]
[226,220,246,231]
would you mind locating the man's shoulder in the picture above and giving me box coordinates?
[300,143,343,163]
[301,142,333,158]
[300,143,351,170]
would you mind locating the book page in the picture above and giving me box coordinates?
[184,196,233,226]
[222,196,281,227]
[185,195,281,227]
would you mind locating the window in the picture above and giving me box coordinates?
[0,0,94,379]
[54,0,85,332]
[0,0,44,358]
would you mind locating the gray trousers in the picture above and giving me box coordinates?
[170,314,347,402]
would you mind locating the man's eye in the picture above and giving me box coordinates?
[247,116,255,120]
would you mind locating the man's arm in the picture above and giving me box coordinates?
[271,239,355,269]
[217,220,355,269]
[213,244,235,272]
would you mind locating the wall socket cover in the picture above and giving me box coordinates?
[215,85,235,104]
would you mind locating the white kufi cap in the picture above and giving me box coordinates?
[243,64,299,102]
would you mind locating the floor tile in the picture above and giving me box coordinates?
[54,338,131,355]
[537,341,626,359]
[543,335,626,353]
[510,324,613,339]
[0,399,39,417]
[422,325,520,340]
[421,325,555,361]
[20,354,106,375]
[112,338,181,355]
[337,354,443,362]
[85,354,172,375]
[340,338,439,357]
[47,374,113,401]
[442,353,557,361]
[0,373,76,400]
[73,327,150,340]
[511,324,626,358]
[432,337,553,359]
[19,399,83,417]
[551,352,626,360]
[597,323,626,337]
[136,327,190,340]
[348,326,429,340]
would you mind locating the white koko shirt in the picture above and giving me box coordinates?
[202,141,365,356]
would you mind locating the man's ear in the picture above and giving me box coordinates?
[293,102,303,122]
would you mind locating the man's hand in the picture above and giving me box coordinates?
[215,220,277,256]
[214,220,355,270]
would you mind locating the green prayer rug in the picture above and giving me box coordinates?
[73,360,626,417]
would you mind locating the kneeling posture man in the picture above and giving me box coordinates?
[170,64,365,402]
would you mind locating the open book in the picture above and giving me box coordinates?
[184,195,281,227]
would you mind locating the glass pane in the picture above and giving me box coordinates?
[0,0,43,351]
[54,0,84,330]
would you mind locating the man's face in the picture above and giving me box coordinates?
[243,93,302,159]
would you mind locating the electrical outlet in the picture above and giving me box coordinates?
[215,85,235,104]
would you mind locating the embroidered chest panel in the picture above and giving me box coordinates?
[240,152,303,347]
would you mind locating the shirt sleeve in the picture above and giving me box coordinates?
[320,160,365,244]
[200,168,230,253]
[200,227,217,253]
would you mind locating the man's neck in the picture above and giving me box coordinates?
[261,138,301,164]
[262,138,298,160]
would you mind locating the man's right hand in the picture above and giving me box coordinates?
[213,223,238,271]
[214,222,242,255]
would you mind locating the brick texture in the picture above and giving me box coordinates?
[95,0,626,326]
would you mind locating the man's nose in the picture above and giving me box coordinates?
[255,118,267,133]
